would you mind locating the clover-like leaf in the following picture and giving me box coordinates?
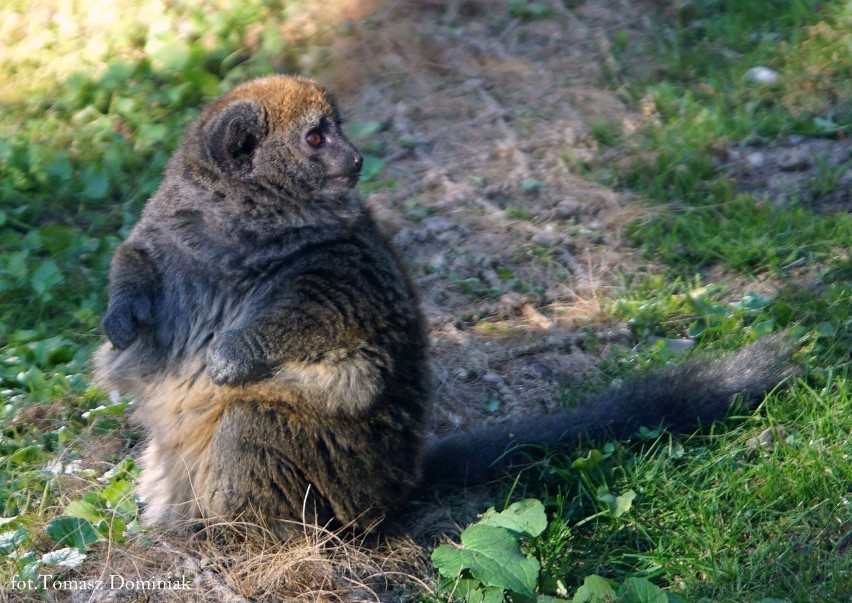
[432,523,540,598]
[479,498,547,539]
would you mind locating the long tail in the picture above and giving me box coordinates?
[420,335,798,491]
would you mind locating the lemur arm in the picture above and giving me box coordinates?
[102,243,158,350]
[206,279,393,387]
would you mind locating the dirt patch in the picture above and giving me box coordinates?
[323,0,661,436]
[724,135,852,213]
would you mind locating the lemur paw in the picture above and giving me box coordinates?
[102,295,152,350]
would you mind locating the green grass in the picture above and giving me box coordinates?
[499,1,851,601]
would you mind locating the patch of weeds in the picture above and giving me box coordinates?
[808,157,851,199]
[357,156,398,194]
[505,205,533,220]
[495,266,546,297]
[449,274,503,300]
[627,195,851,274]
[0,0,340,594]
[520,178,544,194]
[611,0,850,203]
[404,200,436,222]
[432,498,681,602]
[589,115,624,148]
[611,274,789,343]
[2,457,141,591]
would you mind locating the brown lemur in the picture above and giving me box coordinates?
[94,75,796,540]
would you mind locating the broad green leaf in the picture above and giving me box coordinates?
[597,489,636,518]
[81,167,110,200]
[452,579,505,603]
[101,479,136,513]
[37,226,79,254]
[572,575,616,602]
[64,500,105,524]
[751,320,776,336]
[150,39,191,71]
[521,178,543,192]
[98,457,139,484]
[432,524,540,597]
[184,68,221,98]
[616,578,667,603]
[136,124,168,150]
[45,516,101,553]
[479,499,547,538]
[17,560,41,583]
[0,525,27,555]
[361,156,385,182]
[30,260,63,297]
[8,444,46,466]
[41,547,86,569]
[7,250,30,280]
[572,449,604,472]
[741,291,770,310]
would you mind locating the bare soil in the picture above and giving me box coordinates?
[329,0,656,438]
[725,135,852,213]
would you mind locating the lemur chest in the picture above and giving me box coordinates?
[153,264,265,367]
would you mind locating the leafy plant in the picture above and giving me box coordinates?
[433,499,548,601]
[433,499,683,603]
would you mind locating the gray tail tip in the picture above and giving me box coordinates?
[725,333,802,391]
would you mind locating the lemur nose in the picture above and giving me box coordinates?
[353,154,363,172]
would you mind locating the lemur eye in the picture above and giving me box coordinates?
[305,130,324,147]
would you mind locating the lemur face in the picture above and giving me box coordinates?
[198,75,363,200]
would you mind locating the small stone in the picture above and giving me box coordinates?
[482,371,501,384]
[427,253,445,271]
[647,337,696,353]
[393,227,414,248]
[746,151,766,168]
[484,182,511,199]
[530,363,557,381]
[746,425,788,451]
[553,200,583,220]
[436,230,461,245]
[532,232,561,246]
[777,147,811,171]
[744,66,780,85]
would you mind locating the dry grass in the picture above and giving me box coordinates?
[6,519,432,602]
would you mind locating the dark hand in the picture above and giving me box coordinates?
[206,329,273,386]
[102,293,152,350]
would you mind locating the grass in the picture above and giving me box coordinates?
[1,0,850,601]
[513,1,851,600]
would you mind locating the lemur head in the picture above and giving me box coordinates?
[194,75,363,200]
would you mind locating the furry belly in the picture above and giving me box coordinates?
[93,342,387,525]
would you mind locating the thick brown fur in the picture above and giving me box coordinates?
[95,76,430,538]
[95,75,796,540]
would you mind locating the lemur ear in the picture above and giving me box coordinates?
[203,100,267,177]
